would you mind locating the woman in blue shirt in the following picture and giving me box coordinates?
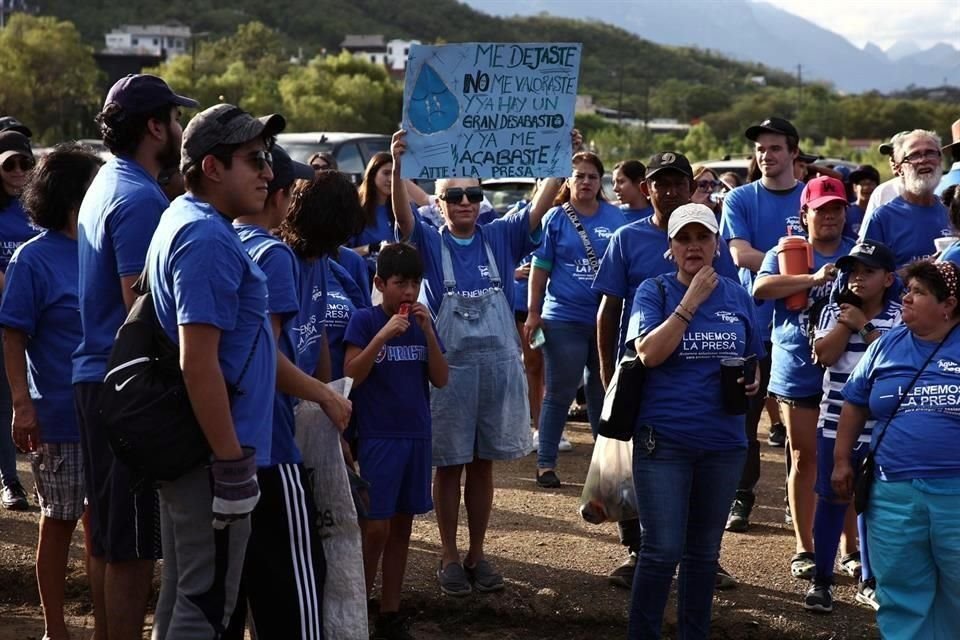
[627,204,763,640]
[0,144,102,640]
[833,259,960,640]
[612,159,652,224]
[526,152,627,487]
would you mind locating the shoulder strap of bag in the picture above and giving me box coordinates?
[561,202,599,274]
[871,321,960,456]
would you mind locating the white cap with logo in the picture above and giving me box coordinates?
[667,203,719,238]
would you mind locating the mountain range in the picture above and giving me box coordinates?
[463,0,960,93]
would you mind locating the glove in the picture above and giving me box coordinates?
[211,447,260,529]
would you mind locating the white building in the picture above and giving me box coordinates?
[340,34,420,74]
[104,24,192,59]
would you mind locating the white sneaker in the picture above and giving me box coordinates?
[558,436,573,452]
[530,430,539,453]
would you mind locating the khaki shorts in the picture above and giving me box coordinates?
[30,442,85,520]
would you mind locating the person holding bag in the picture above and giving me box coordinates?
[626,204,763,640]
[832,259,960,640]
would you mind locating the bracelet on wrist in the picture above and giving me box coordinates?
[672,311,690,324]
[678,302,694,316]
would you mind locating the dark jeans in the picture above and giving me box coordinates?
[630,428,745,640]
[0,343,19,488]
[734,343,772,500]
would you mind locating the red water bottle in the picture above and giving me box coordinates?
[777,233,813,311]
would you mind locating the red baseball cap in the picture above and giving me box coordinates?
[801,176,847,210]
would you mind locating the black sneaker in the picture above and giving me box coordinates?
[715,565,739,590]
[607,552,636,589]
[767,422,786,447]
[1,482,28,511]
[725,495,753,533]
[804,579,833,613]
[373,612,414,640]
[536,469,561,489]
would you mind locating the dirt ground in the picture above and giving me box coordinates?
[0,419,880,639]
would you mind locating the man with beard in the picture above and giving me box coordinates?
[593,152,738,589]
[859,129,951,269]
[73,74,198,640]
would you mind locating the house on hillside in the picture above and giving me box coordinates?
[340,34,420,75]
[104,23,191,59]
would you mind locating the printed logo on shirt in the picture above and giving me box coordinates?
[786,216,804,236]
[937,359,960,375]
[326,293,353,324]
[897,384,960,413]
[378,344,427,363]
[312,285,324,302]
[478,264,491,279]
[714,311,740,324]
[680,331,743,360]
[571,257,594,279]
[295,315,322,353]
[375,346,387,363]
[593,227,613,240]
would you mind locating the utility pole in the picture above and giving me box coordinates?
[796,64,803,119]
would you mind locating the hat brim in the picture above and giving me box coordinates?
[668,218,719,238]
[0,149,33,164]
[848,170,879,184]
[2,124,32,138]
[223,113,286,147]
[797,153,818,164]
[805,195,848,210]
[171,94,200,109]
[745,124,793,141]
[878,143,894,156]
[645,165,692,180]
[290,159,315,181]
[943,140,960,152]
[837,253,893,272]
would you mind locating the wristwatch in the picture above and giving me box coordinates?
[857,322,876,340]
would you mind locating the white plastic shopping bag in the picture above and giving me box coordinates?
[579,435,638,524]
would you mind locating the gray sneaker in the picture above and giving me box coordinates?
[465,558,505,593]
[437,562,472,597]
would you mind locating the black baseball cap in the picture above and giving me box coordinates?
[848,165,880,184]
[0,131,33,165]
[181,104,286,172]
[745,117,799,142]
[0,116,32,138]
[267,145,314,194]
[103,74,199,114]
[796,149,818,164]
[837,240,896,273]
[645,152,693,179]
[878,131,910,156]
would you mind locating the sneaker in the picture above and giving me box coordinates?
[536,469,561,489]
[1,482,28,511]
[558,436,573,452]
[791,552,816,580]
[855,578,879,611]
[530,429,539,453]
[767,422,786,447]
[804,579,834,613]
[464,557,505,593]
[715,565,739,590]
[437,561,472,597]
[567,404,587,422]
[725,495,753,533]
[607,552,636,589]
[373,612,414,640]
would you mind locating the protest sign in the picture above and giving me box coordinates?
[401,42,582,180]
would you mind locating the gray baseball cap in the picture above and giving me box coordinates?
[181,104,285,172]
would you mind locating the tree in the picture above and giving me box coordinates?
[0,13,100,142]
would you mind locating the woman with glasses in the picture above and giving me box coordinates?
[0,130,40,512]
[832,259,960,639]
[308,151,337,173]
[525,151,626,488]
[691,166,723,221]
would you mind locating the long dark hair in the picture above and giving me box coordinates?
[21,143,102,231]
[279,170,365,260]
[358,151,393,228]
[554,151,607,206]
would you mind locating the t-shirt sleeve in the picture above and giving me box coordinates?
[592,230,627,297]
[0,254,38,334]
[259,244,299,318]
[716,236,740,280]
[720,189,750,243]
[814,303,840,340]
[109,195,165,277]
[757,247,781,279]
[741,289,767,359]
[344,308,373,349]
[841,338,882,406]
[405,216,439,263]
[170,225,243,330]
[626,277,667,344]
[531,208,558,270]
[859,207,885,244]
[496,204,541,263]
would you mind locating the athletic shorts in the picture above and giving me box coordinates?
[358,438,433,520]
[74,382,162,562]
[815,432,870,500]
[769,391,823,410]
[30,442,85,520]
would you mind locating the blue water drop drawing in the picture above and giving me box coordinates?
[408,63,459,135]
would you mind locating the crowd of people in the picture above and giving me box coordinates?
[0,71,958,640]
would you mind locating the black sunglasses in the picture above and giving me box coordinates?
[696,179,720,190]
[232,149,273,172]
[1,156,34,172]
[439,186,483,203]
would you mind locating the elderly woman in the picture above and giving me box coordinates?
[627,203,763,639]
[832,259,960,640]
[525,151,626,487]
[390,128,577,596]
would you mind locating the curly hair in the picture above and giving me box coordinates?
[20,143,103,231]
[278,170,365,260]
[95,103,175,156]
[902,259,960,317]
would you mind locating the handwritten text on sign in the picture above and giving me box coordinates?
[401,42,582,180]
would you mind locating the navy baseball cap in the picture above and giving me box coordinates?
[267,145,314,194]
[181,104,286,172]
[745,117,799,142]
[837,240,896,273]
[849,165,880,184]
[645,152,693,179]
[0,116,32,138]
[103,74,199,114]
[0,131,33,165]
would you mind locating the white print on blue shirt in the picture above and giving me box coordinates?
[680,329,744,359]
[295,314,323,354]
[375,344,428,364]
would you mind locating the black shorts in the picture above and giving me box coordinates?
[74,382,162,562]
[768,391,823,410]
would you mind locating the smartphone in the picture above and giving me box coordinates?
[743,354,758,386]
[529,327,546,350]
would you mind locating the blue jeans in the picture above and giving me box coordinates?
[537,320,603,469]
[0,345,18,488]
[629,428,746,640]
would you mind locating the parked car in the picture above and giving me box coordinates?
[275,132,391,183]
[482,178,536,215]
[699,155,859,182]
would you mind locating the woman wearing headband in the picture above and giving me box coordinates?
[833,259,960,639]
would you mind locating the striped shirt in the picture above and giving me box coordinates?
[815,299,902,441]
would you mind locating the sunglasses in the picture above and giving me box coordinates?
[696,179,720,191]
[439,186,484,203]
[311,163,329,171]
[232,150,273,172]
[1,156,34,172]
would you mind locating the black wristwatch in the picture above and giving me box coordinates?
[857,322,876,340]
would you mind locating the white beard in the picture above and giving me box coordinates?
[902,164,943,197]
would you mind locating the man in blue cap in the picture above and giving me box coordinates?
[73,74,198,640]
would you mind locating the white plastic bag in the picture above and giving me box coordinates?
[294,378,368,640]
[579,435,638,524]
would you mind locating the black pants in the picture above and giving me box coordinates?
[735,343,773,499]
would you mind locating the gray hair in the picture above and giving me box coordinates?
[892,129,942,162]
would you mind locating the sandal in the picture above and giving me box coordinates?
[790,552,816,580]
[839,552,862,578]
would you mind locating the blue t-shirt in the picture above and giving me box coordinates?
[533,202,626,325]
[592,215,739,358]
[0,231,81,443]
[621,204,653,225]
[0,199,41,273]
[940,241,960,265]
[293,256,328,377]
[74,157,168,383]
[353,203,394,248]
[404,209,540,317]
[146,194,276,466]
[758,237,856,398]
[325,258,369,380]
[937,166,960,197]
[344,305,435,439]
[627,273,765,450]
[720,181,805,341]
[859,196,950,268]
[335,245,371,305]
[843,325,960,481]
[514,254,533,313]
[843,203,864,240]
[235,223,302,466]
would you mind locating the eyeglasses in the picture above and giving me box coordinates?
[899,149,942,165]
[232,150,273,172]
[696,180,720,191]
[1,156,34,172]
[439,187,484,203]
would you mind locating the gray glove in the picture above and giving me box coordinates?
[211,447,260,529]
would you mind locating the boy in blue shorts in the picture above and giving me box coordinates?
[345,242,447,640]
